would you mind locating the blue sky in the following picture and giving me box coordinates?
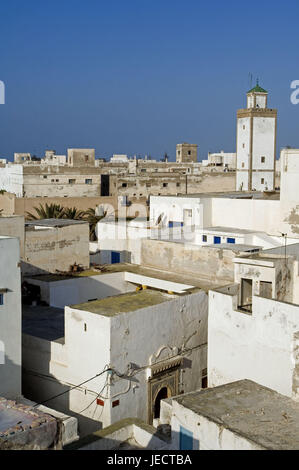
[0,0,299,161]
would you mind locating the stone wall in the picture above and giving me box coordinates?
[23,222,90,275]
[141,239,236,282]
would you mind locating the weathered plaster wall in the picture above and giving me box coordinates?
[23,289,208,436]
[141,239,236,282]
[162,399,263,450]
[0,237,22,399]
[23,223,90,275]
[0,216,25,257]
[208,290,299,399]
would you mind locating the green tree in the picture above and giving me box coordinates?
[26,203,65,220]
[62,207,85,220]
[84,207,107,241]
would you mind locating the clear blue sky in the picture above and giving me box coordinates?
[0,0,299,161]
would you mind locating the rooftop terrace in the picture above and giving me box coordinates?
[71,289,175,317]
[173,380,299,450]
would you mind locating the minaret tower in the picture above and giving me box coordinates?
[236,81,277,191]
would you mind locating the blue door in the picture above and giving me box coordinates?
[214,236,221,244]
[111,251,120,264]
[179,426,193,450]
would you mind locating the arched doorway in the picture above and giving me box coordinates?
[154,387,169,419]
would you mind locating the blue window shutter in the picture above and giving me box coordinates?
[179,426,193,450]
[111,252,121,264]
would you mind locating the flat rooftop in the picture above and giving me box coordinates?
[153,191,280,200]
[205,243,261,252]
[26,263,222,292]
[173,380,299,450]
[71,289,175,317]
[202,226,257,234]
[0,397,57,449]
[25,218,87,228]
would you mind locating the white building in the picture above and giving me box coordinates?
[22,266,208,436]
[110,154,128,163]
[202,151,236,170]
[160,379,299,450]
[150,150,299,239]
[0,236,22,398]
[208,249,299,399]
[236,82,277,191]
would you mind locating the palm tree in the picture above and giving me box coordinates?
[84,207,107,241]
[26,203,65,220]
[62,207,85,220]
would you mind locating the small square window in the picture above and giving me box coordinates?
[43,175,47,179]
[69,179,76,184]
[176,183,180,187]
[85,179,92,184]
[163,183,168,188]
[122,183,127,188]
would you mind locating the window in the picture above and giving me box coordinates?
[141,168,146,173]
[85,179,92,184]
[0,294,3,306]
[202,235,207,242]
[146,183,151,188]
[261,178,264,184]
[85,155,89,162]
[178,151,181,155]
[214,236,221,244]
[122,183,127,188]
[243,125,245,130]
[163,183,168,188]
[176,183,180,187]
[188,151,191,155]
[240,278,253,312]
[261,156,265,163]
[68,179,76,184]
[242,162,245,168]
[43,175,47,179]
[111,251,120,264]
[242,143,245,148]
[227,237,235,244]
